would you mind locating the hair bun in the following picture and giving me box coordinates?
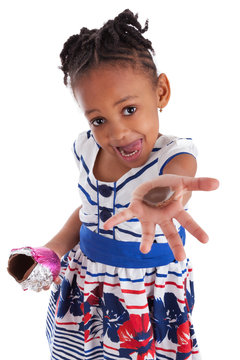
[114,9,149,34]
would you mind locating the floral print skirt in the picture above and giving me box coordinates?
[46,243,200,360]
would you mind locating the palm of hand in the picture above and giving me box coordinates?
[104,174,219,261]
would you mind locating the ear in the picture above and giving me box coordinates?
[156,73,171,109]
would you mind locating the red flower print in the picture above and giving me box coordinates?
[118,314,155,360]
[177,321,192,353]
[84,312,92,325]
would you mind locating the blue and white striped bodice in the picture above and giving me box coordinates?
[73,130,197,243]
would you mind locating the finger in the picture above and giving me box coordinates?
[160,220,186,261]
[183,177,219,192]
[103,207,134,230]
[176,209,209,243]
[139,222,156,254]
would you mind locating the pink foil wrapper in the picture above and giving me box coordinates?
[30,247,61,280]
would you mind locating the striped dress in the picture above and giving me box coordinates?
[46,130,201,360]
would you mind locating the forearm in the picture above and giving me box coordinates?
[44,207,82,259]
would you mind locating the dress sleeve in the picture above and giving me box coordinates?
[158,137,198,175]
[72,130,93,169]
[72,133,82,169]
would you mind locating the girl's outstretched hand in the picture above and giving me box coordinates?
[104,175,219,261]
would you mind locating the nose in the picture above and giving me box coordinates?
[109,121,129,143]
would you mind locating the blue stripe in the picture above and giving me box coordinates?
[115,202,130,209]
[152,147,162,152]
[116,158,158,191]
[72,258,83,265]
[87,176,97,191]
[52,348,81,360]
[145,269,156,276]
[168,269,187,277]
[103,351,121,359]
[85,346,103,354]
[113,182,117,239]
[116,226,142,238]
[70,248,77,254]
[52,352,70,360]
[113,182,117,217]
[156,273,168,278]
[73,141,80,161]
[159,152,196,175]
[82,221,98,227]
[179,137,192,140]
[166,137,192,146]
[80,155,90,174]
[54,329,83,341]
[54,339,103,358]
[99,228,114,236]
[51,354,59,360]
[155,352,174,360]
[54,338,83,352]
[97,180,99,233]
[78,184,97,205]
[86,270,119,278]
[87,129,91,138]
[119,276,144,282]
[126,218,139,222]
[83,270,161,281]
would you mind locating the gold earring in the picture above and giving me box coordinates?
[159,107,163,112]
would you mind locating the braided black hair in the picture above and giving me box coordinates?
[60,9,158,88]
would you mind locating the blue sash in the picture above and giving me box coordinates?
[80,225,185,268]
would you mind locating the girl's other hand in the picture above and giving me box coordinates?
[7,246,61,292]
[104,175,219,261]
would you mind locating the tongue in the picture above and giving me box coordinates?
[119,139,142,154]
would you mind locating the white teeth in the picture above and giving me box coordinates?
[120,149,138,157]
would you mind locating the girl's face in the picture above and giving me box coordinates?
[73,65,163,172]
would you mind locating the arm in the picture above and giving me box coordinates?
[162,153,197,206]
[7,208,82,291]
[44,206,82,259]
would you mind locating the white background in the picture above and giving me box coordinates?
[0,0,239,358]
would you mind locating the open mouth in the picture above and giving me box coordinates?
[114,139,143,161]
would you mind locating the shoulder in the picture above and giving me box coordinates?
[73,130,99,168]
[162,153,197,176]
[156,134,198,176]
[73,130,98,159]
[157,134,197,152]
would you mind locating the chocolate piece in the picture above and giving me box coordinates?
[7,254,37,282]
[143,186,174,207]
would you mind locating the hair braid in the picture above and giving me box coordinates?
[59,9,158,87]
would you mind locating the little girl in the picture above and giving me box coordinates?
[8,9,219,360]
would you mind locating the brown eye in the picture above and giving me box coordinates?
[91,118,105,127]
[123,106,136,116]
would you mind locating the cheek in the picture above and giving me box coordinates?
[142,110,159,132]
[90,128,107,148]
